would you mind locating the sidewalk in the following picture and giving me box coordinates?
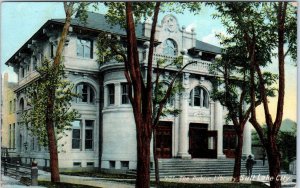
[38,170,135,188]
[1,175,45,188]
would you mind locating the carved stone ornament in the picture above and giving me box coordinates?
[163,15,178,33]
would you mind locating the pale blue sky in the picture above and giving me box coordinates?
[1,2,297,122]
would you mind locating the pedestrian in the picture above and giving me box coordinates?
[262,153,266,166]
[246,155,255,176]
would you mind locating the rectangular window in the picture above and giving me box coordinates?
[85,120,94,150]
[9,101,12,114]
[21,67,25,78]
[32,57,37,70]
[50,44,57,58]
[13,99,16,112]
[108,84,115,105]
[121,83,129,104]
[77,38,93,59]
[87,162,94,167]
[121,161,129,170]
[72,120,81,149]
[109,161,116,169]
[73,162,81,167]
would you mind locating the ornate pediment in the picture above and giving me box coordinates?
[161,15,179,33]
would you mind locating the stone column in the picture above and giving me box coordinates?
[115,83,121,106]
[215,101,226,158]
[103,85,108,107]
[177,71,191,159]
[242,121,253,157]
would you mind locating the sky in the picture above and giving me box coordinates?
[0,2,297,124]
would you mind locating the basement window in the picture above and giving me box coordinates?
[121,161,129,170]
[109,161,115,169]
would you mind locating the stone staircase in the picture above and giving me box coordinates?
[149,158,270,178]
[127,158,278,178]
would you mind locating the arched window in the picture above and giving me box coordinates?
[19,98,25,111]
[163,39,177,56]
[189,86,209,108]
[76,83,95,104]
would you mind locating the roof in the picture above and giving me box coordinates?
[6,11,221,65]
[195,40,222,54]
[52,12,144,38]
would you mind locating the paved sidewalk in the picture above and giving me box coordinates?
[1,175,45,188]
[38,170,135,188]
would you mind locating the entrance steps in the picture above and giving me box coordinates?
[127,158,285,178]
[150,159,271,178]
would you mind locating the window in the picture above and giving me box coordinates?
[9,101,12,114]
[85,120,94,150]
[108,84,115,105]
[50,44,57,58]
[163,39,177,56]
[73,162,81,167]
[77,38,93,58]
[189,86,209,108]
[121,161,129,170]
[19,98,25,111]
[32,57,37,70]
[87,162,94,167]
[72,120,81,149]
[21,67,25,78]
[109,161,116,169]
[72,120,94,150]
[121,83,129,104]
[13,99,16,112]
[76,83,95,104]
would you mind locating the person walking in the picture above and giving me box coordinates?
[246,155,255,176]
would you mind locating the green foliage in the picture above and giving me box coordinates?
[252,123,296,172]
[96,31,126,65]
[21,58,80,148]
[209,2,296,121]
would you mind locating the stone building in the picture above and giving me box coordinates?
[5,12,252,170]
[2,73,17,150]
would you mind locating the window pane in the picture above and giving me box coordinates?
[86,130,93,139]
[85,120,94,127]
[89,87,95,103]
[73,129,80,139]
[72,120,81,128]
[72,139,80,149]
[77,39,84,57]
[121,83,129,104]
[108,84,115,105]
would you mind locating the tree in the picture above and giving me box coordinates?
[213,2,296,188]
[22,2,89,182]
[210,44,264,182]
[21,58,80,160]
[97,2,201,187]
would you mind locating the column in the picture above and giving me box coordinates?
[177,72,191,159]
[177,89,191,159]
[242,121,253,157]
[215,101,226,158]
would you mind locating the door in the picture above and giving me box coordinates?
[223,125,237,158]
[156,121,172,158]
[189,123,217,158]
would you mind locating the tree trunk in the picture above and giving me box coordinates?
[46,90,60,182]
[135,126,151,188]
[232,133,243,182]
[266,137,281,188]
[153,128,160,187]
